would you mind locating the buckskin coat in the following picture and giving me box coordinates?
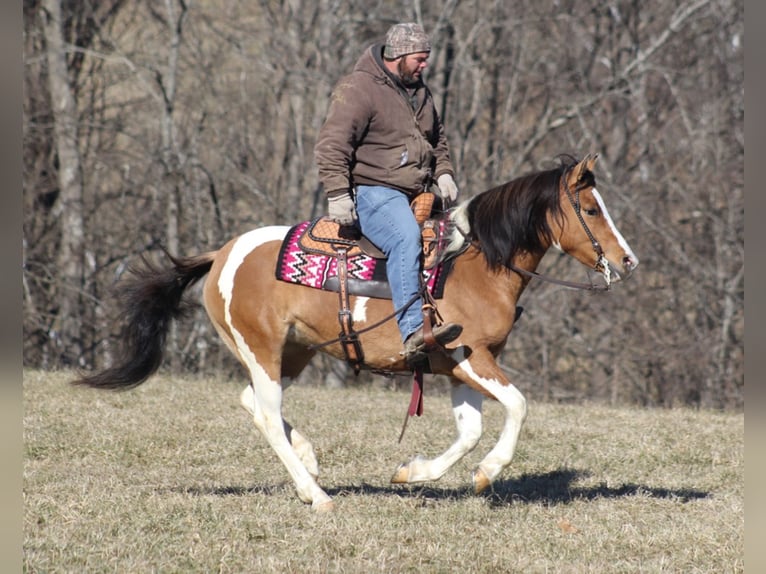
[315,43,454,197]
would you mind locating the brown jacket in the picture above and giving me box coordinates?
[315,44,455,197]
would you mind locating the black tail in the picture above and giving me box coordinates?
[71,251,217,390]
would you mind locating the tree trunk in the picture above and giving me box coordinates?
[42,0,85,365]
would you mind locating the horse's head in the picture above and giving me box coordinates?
[445,155,638,286]
[553,154,639,284]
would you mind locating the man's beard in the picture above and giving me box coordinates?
[397,59,422,87]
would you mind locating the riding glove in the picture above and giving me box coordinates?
[437,174,459,202]
[327,190,357,225]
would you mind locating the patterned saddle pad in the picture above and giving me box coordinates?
[275,218,453,300]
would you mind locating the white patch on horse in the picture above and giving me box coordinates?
[396,383,484,484]
[450,347,525,413]
[218,226,289,382]
[451,384,484,446]
[592,188,639,264]
[240,383,256,415]
[219,226,289,305]
[451,348,527,483]
[444,202,471,256]
[352,297,369,323]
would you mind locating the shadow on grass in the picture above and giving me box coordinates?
[330,468,710,506]
[167,468,710,507]
[478,468,710,507]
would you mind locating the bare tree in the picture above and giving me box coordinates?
[40,0,85,365]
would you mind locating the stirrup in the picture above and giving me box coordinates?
[402,322,462,360]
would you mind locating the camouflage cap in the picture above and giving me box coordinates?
[383,23,431,59]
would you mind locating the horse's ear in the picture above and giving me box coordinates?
[584,153,599,173]
[566,153,599,188]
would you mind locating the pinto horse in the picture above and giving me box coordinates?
[73,154,638,511]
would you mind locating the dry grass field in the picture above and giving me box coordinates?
[24,370,743,573]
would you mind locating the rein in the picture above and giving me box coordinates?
[506,262,610,291]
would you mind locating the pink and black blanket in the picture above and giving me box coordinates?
[275,219,452,299]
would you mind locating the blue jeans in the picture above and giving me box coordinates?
[355,185,422,342]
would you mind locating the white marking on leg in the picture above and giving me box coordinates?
[453,349,527,483]
[248,368,330,507]
[285,423,320,479]
[222,227,330,507]
[241,384,319,479]
[240,384,256,417]
[452,384,484,447]
[404,383,484,483]
[279,375,320,476]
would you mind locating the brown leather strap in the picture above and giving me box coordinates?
[507,262,610,291]
[336,248,364,373]
[398,367,425,443]
[419,273,444,349]
[421,304,437,348]
[407,368,424,417]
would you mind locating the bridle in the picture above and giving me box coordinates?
[506,168,612,291]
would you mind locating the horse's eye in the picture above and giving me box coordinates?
[584,208,599,217]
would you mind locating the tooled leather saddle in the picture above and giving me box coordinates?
[298,192,444,269]
[274,192,453,373]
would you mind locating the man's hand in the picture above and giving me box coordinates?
[327,190,357,225]
[437,174,459,202]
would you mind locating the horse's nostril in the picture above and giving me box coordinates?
[623,255,638,271]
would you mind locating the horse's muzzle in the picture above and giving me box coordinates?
[611,254,639,281]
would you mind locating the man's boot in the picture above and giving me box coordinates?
[402,322,462,363]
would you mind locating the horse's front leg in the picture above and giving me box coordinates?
[452,348,528,494]
[391,382,484,484]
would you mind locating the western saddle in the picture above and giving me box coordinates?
[300,191,445,373]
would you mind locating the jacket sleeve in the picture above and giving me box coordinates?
[314,77,371,195]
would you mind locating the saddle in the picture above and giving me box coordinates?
[299,192,447,373]
[298,192,443,269]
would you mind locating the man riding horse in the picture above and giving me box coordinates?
[314,22,462,363]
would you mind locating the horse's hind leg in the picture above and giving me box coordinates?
[279,344,320,478]
[239,343,320,478]
[239,369,333,511]
[392,382,484,484]
[240,384,319,479]
[284,421,319,479]
[232,336,319,478]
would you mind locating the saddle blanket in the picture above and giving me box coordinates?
[275,219,452,299]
